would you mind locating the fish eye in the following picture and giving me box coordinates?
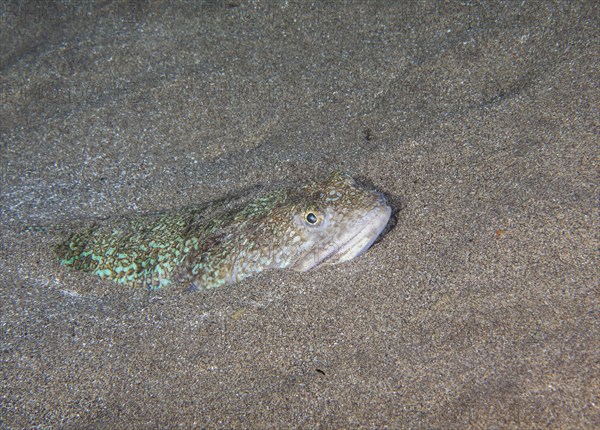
[305,212,318,225]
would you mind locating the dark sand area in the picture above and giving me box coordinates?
[1,1,598,428]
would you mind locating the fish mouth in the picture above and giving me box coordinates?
[322,203,392,265]
[291,199,392,271]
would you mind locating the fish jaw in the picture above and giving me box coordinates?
[322,201,392,265]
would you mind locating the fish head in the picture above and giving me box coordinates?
[273,172,392,271]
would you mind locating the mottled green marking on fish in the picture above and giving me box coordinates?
[56,172,392,290]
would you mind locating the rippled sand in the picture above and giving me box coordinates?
[1,2,597,428]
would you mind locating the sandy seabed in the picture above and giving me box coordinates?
[1,1,598,428]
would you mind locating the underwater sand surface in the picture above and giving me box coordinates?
[1,1,597,428]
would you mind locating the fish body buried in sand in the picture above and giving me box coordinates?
[57,172,392,290]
